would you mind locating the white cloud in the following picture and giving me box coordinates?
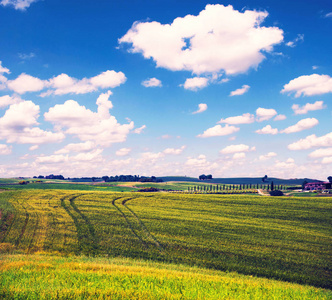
[183,77,209,91]
[0,61,10,74]
[281,118,318,134]
[255,125,278,135]
[0,95,22,108]
[36,154,69,164]
[7,73,46,94]
[55,141,96,154]
[259,152,277,161]
[29,145,38,151]
[44,93,134,147]
[274,114,286,121]
[220,144,253,154]
[163,145,186,155]
[7,70,126,96]
[197,124,239,138]
[0,144,12,155]
[185,154,218,170]
[0,101,65,144]
[281,74,332,97]
[256,107,277,122]
[192,103,207,114]
[285,34,304,48]
[312,65,319,70]
[274,158,296,169]
[322,157,332,164]
[218,113,254,124]
[18,52,35,60]
[36,149,104,164]
[288,132,332,150]
[119,4,283,75]
[233,152,246,159]
[142,77,162,87]
[134,125,146,134]
[0,0,38,10]
[90,70,127,89]
[229,85,250,96]
[325,12,332,18]
[292,101,325,115]
[160,134,172,139]
[116,148,132,156]
[308,148,332,158]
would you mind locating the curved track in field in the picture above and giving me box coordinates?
[122,197,164,252]
[112,196,164,253]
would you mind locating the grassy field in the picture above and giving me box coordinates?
[1,254,330,300]
[0,189,331,298]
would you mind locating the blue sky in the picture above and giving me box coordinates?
[0,0,331,179]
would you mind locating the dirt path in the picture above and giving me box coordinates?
[257,189,269,196]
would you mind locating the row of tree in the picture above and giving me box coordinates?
[101,175,163,183]
[188,182,282,192]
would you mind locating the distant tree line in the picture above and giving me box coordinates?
[33,174,163,183]
[188,181,282,193]
[101,175,163,182]
[33,174,65,180]
[199,174,213,180]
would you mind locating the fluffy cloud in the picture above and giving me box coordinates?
[274,158,295,169]
[55,141,96,154]
[274,114,286,121]
[119,4,283,75]
[0,61,10,74]
[281,74,332,97]
[220,144,254,154]
[233,152,246,159]
[0,144,12,155]
[0,101,65,144]
[255,125,278,135]
[229,85,250,96]
[285,34,304,48]
[141,77,162,87]
[288,132,332,150]
[322,157,332,164]
[192,103,207,114]
[218,113,254,124]
[281,118,318,134]
[183,77,209,91]
[0,0,38,10]
[133,125,146,134]
[256,107,277,122]
[44,92,134,147]
[7,73,46,94]
[308,148,332,158]
[185,154,218,170]
[259,152,277,161]
[292,101,325,115]
[116,148,132,156]
[0,95,22,108]
[36,149,103,164]
[163,145,186,155]
[197,124,239,138]
[6,70,126,95]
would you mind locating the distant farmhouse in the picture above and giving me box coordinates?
[304,182,331,191]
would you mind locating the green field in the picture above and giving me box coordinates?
[0,189,331,298]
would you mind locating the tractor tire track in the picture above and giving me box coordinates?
[61,194,99,254]
[15,200,29,247]
[122,198,164,253]
[69,195,99,248]
[112,196,148,249]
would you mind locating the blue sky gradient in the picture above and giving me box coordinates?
[0,0,331,179]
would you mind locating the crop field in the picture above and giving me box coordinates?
[0,189,331,298]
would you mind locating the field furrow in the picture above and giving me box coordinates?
[0,190,330,289]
